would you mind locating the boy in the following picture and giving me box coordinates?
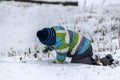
[37,26,114,66]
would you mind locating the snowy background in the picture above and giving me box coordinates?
[0,0,120,80]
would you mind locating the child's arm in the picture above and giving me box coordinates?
[54,42,69,63]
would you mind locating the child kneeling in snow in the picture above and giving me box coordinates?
[37,26,114,66]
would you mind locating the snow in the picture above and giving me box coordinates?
[78,0,120,6]
[0,57,120,80]
[0,1,120,80]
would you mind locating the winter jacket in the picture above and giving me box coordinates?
[52,26,91,63]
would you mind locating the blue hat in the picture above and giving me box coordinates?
[37,28,56,46]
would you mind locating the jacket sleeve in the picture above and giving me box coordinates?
[54,42,69,63]
[52,26,69,63]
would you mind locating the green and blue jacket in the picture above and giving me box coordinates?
[52,26,91,63]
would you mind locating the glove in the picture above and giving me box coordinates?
[42,46,54,53]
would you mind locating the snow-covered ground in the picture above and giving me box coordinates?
[0,1,120,80]
[0,57,120,80]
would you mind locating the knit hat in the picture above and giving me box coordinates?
[37,28,56,46]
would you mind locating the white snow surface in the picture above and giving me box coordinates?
[0,57,120,80]
[0,1,120,80]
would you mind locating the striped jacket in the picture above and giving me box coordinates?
[52,26,91,63]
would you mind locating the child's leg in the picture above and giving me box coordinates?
[71,55,92,64]
[71,46,93,64]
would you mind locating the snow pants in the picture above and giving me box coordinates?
[71,45,93,64]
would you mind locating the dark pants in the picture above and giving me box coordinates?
[71,46,93,64]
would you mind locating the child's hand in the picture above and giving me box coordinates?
[43,46,54,53]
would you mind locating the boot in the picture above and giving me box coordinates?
[100,54,114,66]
